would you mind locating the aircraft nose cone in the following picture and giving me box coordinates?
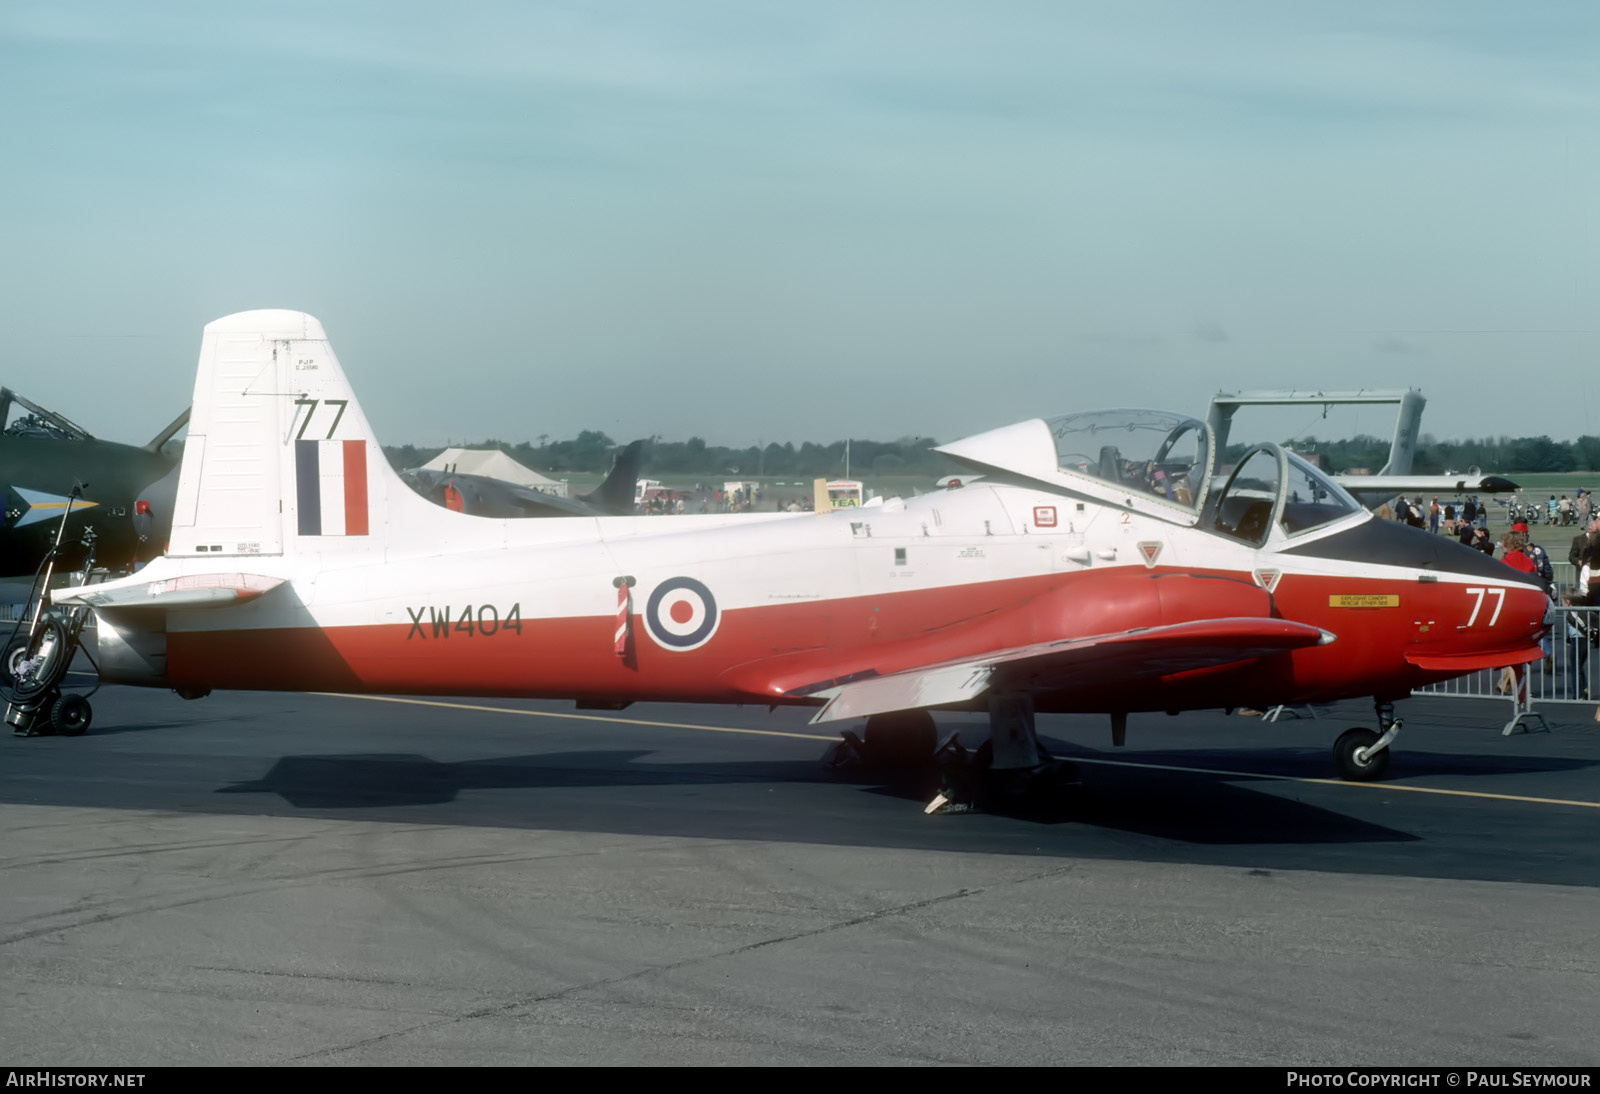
[1284,515,1547,591]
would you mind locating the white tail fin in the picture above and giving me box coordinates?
[168,310,408,558]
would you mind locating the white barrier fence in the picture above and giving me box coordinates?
[1410,602,1599,735]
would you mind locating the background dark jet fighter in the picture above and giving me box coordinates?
[0,389,188,578]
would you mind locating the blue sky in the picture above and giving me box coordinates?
[3,2,1598,450]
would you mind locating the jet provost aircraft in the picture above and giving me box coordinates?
[55,311,1551,803]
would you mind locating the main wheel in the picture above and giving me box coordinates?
[863,710,938,768]
[1332,727,1389,782]
[49,693,91,737]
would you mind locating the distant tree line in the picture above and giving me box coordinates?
[384,430,1600,480]
[383,433,956,478]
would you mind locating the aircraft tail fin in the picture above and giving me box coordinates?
[166,310,418,559]
[1378,390,1426,476]
[142,407,191,454]
[582,439,645,515]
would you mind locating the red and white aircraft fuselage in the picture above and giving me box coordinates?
[60,311,1551,786]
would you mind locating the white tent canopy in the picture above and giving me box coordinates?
[421,448,568,497]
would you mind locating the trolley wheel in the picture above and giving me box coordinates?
[3,635,30,686]
[8,619,69,698]
[49,693,91,737]
[1332,727,1389,782]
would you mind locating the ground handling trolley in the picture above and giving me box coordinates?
[3,485,102,737]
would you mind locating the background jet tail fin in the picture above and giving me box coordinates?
[167,309,411,558]
[142,407,191,454]
[582,439,646,515]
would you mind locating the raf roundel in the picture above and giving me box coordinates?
[644,577,720,651]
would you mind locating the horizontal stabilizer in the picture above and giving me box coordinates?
[56,573,284,611]
[808,617,1332,724]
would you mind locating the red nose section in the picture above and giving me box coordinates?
[1406,582,1551,674]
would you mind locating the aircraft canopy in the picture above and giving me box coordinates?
[1045,410,1211,511]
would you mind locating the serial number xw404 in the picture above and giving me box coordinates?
[406,604,523,639]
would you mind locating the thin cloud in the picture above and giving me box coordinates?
[1374,334,1422,354]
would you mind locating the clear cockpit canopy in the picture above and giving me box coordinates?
[0,389,92,442]
[1044,410,1211,511]
[1281,450,1361,533]
[1204,445,1364,545]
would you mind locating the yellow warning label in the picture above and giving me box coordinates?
[1329,594,1399,608]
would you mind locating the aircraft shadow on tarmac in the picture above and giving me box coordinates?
[217,747,1417,848]
[4,733,1587,883]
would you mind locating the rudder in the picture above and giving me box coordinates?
[167,310,399,558]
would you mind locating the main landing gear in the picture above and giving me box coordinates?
[827,695,1408,812]
[1331,700,1401,782]
[824,694,1080,815]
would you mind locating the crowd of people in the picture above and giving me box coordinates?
[1385,489,1594,537]
[635,482,815,515]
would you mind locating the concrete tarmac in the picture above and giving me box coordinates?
[1,683,1597,1066]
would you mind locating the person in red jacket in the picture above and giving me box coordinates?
[1500,530,1538,576]
[1497,529,1539,696]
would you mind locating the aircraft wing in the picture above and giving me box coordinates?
[1337,473,1518,501]
[804,617,1333,724]
[55,572,284,611]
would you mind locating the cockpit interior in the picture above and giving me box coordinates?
[0,388,94,442]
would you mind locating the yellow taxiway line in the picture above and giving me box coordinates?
[314,693,1600,811]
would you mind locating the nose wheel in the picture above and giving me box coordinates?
[1331,701,1401,782]
[1332,727,1390,781]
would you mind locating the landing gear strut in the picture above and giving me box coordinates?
[1332,700,1401,782]
[824,696,1080,814]
[927,694,1080,814]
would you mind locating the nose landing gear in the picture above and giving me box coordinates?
[1332,700,1401,782]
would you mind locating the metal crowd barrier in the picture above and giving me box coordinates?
[1410,602,1600,735]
